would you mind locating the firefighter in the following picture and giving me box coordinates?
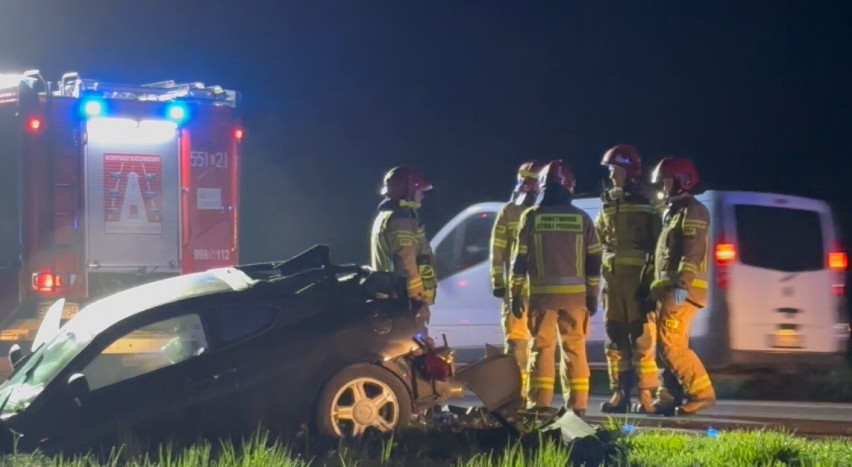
[636,156,716,416]
[595,144,663,414]
[490,160,543,398]
[510,160,603,416]
[371,166,438,328]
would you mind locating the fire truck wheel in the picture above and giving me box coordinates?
[315,363,412,438]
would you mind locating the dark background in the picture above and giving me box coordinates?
[1,1,850,271]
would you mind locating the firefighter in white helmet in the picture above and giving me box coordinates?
[490,160,543,398]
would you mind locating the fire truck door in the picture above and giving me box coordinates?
[84,119,181,273]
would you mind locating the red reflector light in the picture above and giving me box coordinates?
[234,128,244,140]
[833,284,845,297]
[27,117,42,132]
[829,252,848,270]
[418,352,451,381]
[715,243,737,264]
[32,270,63,292]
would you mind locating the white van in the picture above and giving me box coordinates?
[429,190,849,372]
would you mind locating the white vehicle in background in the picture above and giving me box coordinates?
[429,191,849,373]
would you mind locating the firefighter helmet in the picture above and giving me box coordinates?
[538,160,575,192]
[651,156,700,193]
[380,166,433,199]
[601,144,642,180]
[514,160,544,193]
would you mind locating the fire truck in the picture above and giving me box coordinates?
[0,70,243,364]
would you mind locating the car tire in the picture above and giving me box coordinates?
[315,363,412,438]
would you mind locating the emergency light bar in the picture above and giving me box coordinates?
[59,72,238,108]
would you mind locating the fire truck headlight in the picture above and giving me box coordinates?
[165,102,189,124]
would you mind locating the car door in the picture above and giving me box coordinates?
[53,310,237,450]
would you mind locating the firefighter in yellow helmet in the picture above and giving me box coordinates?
[510,160,603,416]
[595,144,663,413]
[490,160,543,398]
[371,166,437,328]
[635,156,715,416]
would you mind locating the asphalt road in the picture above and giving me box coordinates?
[450,394,852,438]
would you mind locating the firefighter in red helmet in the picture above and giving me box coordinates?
[510,160,603,416]
[595,144,663,414]
[635,156,715,416]
[489,160,543,398]
[371,166,437,327]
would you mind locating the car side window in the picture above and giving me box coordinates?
[207,305,277,345]
[82,314,208,391]
[434,212,495,279]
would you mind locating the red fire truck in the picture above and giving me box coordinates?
[0,70,242,360]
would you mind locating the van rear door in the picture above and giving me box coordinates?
[722,193,843,354]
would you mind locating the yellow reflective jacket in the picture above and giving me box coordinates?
[595,184,663,284]
[511,202,603,309]
[371,200,437,304]
[489,202,528,290]
[651,194,710,307]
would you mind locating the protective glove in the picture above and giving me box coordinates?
[586,295,598,316]
[492,287,506,299]
[511,296,524,319]
[674,288,688,306]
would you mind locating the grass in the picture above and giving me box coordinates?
[2,421,851,467]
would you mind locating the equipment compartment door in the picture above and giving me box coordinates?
[85,118,180,273]
[180,110,240,273]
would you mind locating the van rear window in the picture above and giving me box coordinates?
[734,205,825,272]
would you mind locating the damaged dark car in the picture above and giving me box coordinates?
[0,245,522,456]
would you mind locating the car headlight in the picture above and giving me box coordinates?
[369,312,392,335]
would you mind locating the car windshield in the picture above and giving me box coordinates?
[0,268,252,417]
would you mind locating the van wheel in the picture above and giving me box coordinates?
[315,363,412,438]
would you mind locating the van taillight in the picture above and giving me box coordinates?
[715,243,737,264]
[829,252,848,271]
[714,242,736,289]
[32,270,63,292]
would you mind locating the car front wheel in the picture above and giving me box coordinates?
[315,363,412,438]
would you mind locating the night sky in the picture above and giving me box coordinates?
[1,1,851,266]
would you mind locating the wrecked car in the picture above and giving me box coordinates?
[0,245,522,455]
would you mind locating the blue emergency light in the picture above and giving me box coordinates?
[81,98,106,118]
[165,102,189,124]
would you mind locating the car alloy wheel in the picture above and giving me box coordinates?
[316,363,412,438]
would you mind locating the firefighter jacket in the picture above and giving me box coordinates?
[651,194,710,307]
[490,202,529,292]
[595,184,663,287]
[371,199,437,304]
[510,201,603,310]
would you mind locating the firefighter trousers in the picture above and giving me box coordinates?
[602,265,658,391]
[501,297,530,396]
[655,294,714,401]
[526,298,590,411]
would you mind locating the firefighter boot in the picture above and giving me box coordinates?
[631,388,656,414]
[632,387,678,416]
[676,385,716,416]
[566,390,589,417]
[601,371,634,413]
